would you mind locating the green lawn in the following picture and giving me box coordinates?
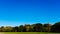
[3,32,60,34]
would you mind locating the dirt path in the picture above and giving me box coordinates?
[0,33,4,34]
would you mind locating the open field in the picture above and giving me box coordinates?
[0,32,59,34]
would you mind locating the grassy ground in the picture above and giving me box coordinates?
[2,32,60,34]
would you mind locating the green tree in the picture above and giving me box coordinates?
[4,26,12,32]
[19,25,24,32]
[43,23,51,32]
[23,24,31,32]
[33,23,43,32]
[51,22,60,32]
[12,26,19,32]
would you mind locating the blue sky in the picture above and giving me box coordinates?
[0,0,60,26]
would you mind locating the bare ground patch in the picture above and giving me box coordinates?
[0,32,4,34]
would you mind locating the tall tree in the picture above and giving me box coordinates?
[4,26,12,32]
[23,24,31,32]
[43,23,51,32]
[12,26,19,32]
[33,23,43,32]
[19,25,24,32]
[51,22,60,32]
[0,26,4,32]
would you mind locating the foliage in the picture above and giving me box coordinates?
[51,22,60,32]
[0,22,60,32]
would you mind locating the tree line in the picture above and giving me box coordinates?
[0,22,60,32]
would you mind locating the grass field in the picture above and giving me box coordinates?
[0,32,59,34]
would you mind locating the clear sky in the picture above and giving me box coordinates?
[0,0,60,26]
